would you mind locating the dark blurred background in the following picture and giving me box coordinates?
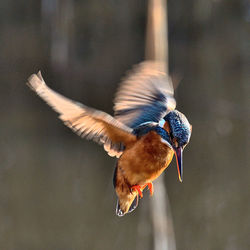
[0,0,249,249]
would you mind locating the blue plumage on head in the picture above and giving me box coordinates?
[164,110,191,147]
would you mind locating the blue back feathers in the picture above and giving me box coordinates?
[132,123,171,145]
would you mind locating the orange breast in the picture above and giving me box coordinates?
[118,131,174,185]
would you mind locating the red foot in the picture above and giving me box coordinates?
[131,185,143,198]
[147,182,154,196]
[141,182,154,196]
[131,182,154,198]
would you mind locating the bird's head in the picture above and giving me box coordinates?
[160,110,192,182]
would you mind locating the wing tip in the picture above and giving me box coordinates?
[26,71,45,92]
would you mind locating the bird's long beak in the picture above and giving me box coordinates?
[174,147,183,182]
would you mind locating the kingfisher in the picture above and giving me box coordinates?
[27,61,191,216]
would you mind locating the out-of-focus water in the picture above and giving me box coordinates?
[0,0,249,249]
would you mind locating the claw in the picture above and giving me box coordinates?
[131,182,154,198]
[131,185,143,198]
[147,182,154,196]
[141,182,154,196]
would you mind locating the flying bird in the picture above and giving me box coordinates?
[27,61,192,216]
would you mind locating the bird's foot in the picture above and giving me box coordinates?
[141,182,154,196]
[131,182,154,198]
[147,182,154,196]
[131,185,143,198]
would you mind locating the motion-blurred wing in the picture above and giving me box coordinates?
[114,61,176,128]
[27,72,136,158]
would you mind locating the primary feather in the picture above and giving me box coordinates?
[114,61,176,128]
[27,72,136,157]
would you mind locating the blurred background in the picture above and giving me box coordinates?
[0,0,249,249]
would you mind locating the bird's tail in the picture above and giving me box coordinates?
[113,165,139,216]
[116,195,139,217]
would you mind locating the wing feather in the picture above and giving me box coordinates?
[114,61,176,128]
[27,72,136,158]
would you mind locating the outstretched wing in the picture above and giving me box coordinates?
[114,61,176,128]
[27,72,136,158]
